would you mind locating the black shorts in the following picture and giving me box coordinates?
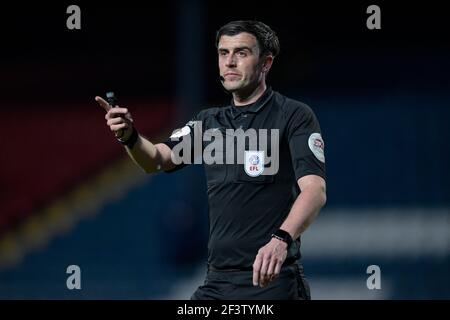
[191,262,311,300]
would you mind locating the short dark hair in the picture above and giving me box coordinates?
[215,20,280,57]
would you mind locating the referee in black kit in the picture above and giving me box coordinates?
[95,20,326,300]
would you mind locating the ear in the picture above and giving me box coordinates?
[262,55,274,73]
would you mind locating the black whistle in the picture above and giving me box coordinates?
[106,91,124,137]
[106,91,117,108]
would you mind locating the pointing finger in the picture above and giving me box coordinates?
[95,96,111,112]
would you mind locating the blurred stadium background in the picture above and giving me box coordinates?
[0,1,448,299]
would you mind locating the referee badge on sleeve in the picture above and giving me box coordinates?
[308,133,325,163]
[170,125,191,139]
[244,151,265,177]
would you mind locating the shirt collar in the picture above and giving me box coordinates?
[230,87,274,119]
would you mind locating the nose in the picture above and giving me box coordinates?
[225,54,237,68]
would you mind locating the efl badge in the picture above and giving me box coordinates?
[244,151,265,177]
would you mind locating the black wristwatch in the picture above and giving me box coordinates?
[271,229,293,249]
[117,126,139,149]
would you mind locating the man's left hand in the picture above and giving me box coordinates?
[252,237,288,287]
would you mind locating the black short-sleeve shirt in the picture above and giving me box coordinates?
[163,88,325,269]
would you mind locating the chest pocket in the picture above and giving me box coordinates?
[233,134,277,184]
[234,148,275,184]
[233,130,278,184]
[234,165,275,184]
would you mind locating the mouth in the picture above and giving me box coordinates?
[223,73,241,80]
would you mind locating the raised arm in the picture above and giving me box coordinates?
[95,96,176,173]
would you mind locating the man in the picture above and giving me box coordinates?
[95,20,326,300]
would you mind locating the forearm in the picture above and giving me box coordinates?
[253,181,326,288]
[96,97,169,174]
[124,135,162,174]
[280,185,326,240]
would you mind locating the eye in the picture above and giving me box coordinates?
[237,51,247,57]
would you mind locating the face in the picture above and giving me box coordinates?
[218,32,268,93]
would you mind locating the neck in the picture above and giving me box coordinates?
[233,81,267,106]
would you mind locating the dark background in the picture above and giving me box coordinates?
[2,2,448,99]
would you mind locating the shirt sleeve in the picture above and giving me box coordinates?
[286,104,326,181]
[162,114,202,173]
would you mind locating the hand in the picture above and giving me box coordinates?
[252,237,288,287]
[95,96,134,140]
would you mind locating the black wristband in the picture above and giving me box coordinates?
[117,126,139,149]
[271,229,293,249]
